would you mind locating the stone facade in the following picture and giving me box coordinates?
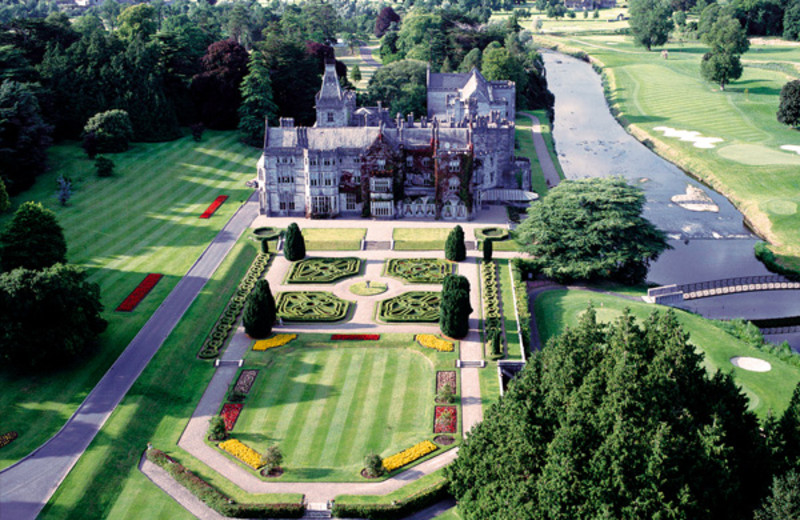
[426,67,515,123]
[256,63,527,220]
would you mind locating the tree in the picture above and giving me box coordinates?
[629,0,674,50]
[0,177,9,213]
[117,3,158,41]
[365,59,428,118]
[56,175,72,206]
[785,0,800,41]
[82,110,134,153]
[350,64,362,83]
[208,416,226,441]
[445,225,467,262]
[238,51,278,147]
[447,309,770,520]
[261,445,283,473]
[364,454,384,477]
[514,177,669,284]
[0,263,107,369]
[191,39,249,129]
[458,48,482,73]
[258,32,320,125]
[242,280,276,339]
[375,6,401,37]
[284,223,306,261]
[95,156,115,178]
[440,274,472,339]
[482,238,493,262]
[700,14,750,90]
[0,81,52,194]
[0,201,67,272]
[755,471,800,520]
[777,80,800,128]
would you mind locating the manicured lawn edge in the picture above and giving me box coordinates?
[333,469,450,519]
[497,259,522,360]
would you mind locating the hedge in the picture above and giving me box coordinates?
[331,477,449,520]
[481,261,503,360]
[145,448,304,518]
[510,258,531,352]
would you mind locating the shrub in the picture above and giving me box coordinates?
[483,238,493,262]
[332,477,449,519]
[208,416,227,441]
[510,258,532,351]
[437,383,455,404]
[365,454,384,477]
[82,109,134,153]
[95,156,115,177]
[284,223,306,261]
[445,225,466,262]
[242,280,276,338]
[0,201,68,271]
[261,445,283,472]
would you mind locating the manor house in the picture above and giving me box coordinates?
[256,62,531,220]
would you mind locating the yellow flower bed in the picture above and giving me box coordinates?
[416,334,454,352]
[253,334,297,351]
[219,439,262,469]
[383,440,438,472]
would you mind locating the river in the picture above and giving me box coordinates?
[542,51,800,349]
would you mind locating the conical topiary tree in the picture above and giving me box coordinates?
[440,274,472,338]
[242,279,276,338]
[482,238,493,262]
[284,222,306,261]
[445,225,466,262]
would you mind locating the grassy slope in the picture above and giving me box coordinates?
[0,131,258,470]
[531,25,800,265]
[534,289,800,418]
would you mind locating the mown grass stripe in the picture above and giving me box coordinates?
[268,351,319,445]
[360,350,400,455]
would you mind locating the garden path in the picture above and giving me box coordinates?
[519,112,562,189]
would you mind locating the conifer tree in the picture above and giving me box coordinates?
[445,225,466,262]
[242,279,276,338]
[238,51,278,147]
[284,223,306,261]
[482,238,493,262]
[440,274,472,338]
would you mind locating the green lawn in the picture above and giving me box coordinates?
[302,227,365,250]
[335,467,447,505]
[497,259,523,360]
[515,109,564,197]
[533,289,800,418]
[533,29,800,267]
[0,131,257,471]
[235,334,459,481]
[393,227,452,250]
[478,360,502,411]
[40,237,302,520]
[433,507,464,520]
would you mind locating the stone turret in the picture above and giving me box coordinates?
[315,62,356,128]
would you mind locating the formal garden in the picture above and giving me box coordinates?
[276,292,352,322]
[378,292,442,322]
[285,257,361,284]
[386,258,455,284]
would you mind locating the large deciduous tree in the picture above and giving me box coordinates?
[375,6,401,37]
[365,59,428,118]
[82,109,134,153]
[191,39,249,129]
[0,201,67,272]
[440,274,472,339]
[238,51,277,147]
[242,279,276,338]
[629,0,674,50]
[514,177,668,284]
[0,263,106,369]
[700,14,750,90]
[447,308,771,520]
[0,81,52,194]
[777,80,800,128]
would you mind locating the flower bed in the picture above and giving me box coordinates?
[219,438,262,469]
[434,406,457,433]
[386,258,454,284]
[116,273,163,312]
[276,292,351,322]
[200,195,228,219]
[383,440,438,472]
[286,257,361,283]
[233,369,259,394]
[378,292,441,322]
[221,403,243,431]
[253,334,296,351]
[0,431,18,449]
[331,334,380,341]
[436,371,456,393]
[416,334,454,352]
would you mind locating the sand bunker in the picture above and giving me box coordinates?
[780,145,800,156]
[653,126,723,149]
[671,185,719,212]
[730,356,772,372]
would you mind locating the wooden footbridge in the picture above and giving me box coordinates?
[645,275,800,305]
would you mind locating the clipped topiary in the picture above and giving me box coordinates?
[440,274,472,339]
[445,225,466,262]
[364,453,384,478]
[482,238,493,262]
[242,279,276,338]
[284,223,306,261]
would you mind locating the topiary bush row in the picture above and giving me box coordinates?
[331,477,449,520]
[146,448,304,518]
[481,261,503,360]
[198,253,273,359]
[510,258,531,353]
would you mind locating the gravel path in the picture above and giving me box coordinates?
[519,112,562,189]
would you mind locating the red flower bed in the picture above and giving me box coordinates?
[331,334,380,341]
[116,273,163,312]
[434,406,457,434]
[221,403,243,431]
[200,195,229,219]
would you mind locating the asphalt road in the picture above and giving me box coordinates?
[0,193,260,520]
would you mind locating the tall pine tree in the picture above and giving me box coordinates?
[242,279,276,338]
[440,274,471,338]
[238,51,277,147]
[445,225,466,262]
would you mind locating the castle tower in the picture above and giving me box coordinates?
[315,62,356,127]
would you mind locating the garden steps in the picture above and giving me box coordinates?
[363,240,391,250]
[457,360,485,368]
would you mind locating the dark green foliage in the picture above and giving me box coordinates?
[365,60,428,119]
[0,81,52,194]
[287,257,361,283]
[95,156,114,178]
[208,416,227,441]
[82,109,134,153]
[629,0,674,50]
[786,0,800,40]
[514,177,669,284]
[117,3,158,41]
[379,292,441,322]
[755,471,800,520]
[440,274,472,339]
[191,39,249,130]
[458,48,482,72]
[146,449,304,518]
[777,80,800,128]
[0,263,106,369]
[776,384,800,471]
[447,309,771,519]
[261,445,283,472]
[445,225,467,262]
[238,51,278,147]
[364,453,384,477]
[284,223,306,262]
[0,201,67,271]
[257,33,320,126]
[0,177,9,213]
[242,279,276,339]
[700,14,749,90]
[350,64,362,83]
[277,291,350,322]
[490,328,502,356]
[755,242,800,280]
[482,238,493,262]
[332,478,449,520]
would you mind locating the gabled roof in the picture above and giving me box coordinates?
[318,63,342,101]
